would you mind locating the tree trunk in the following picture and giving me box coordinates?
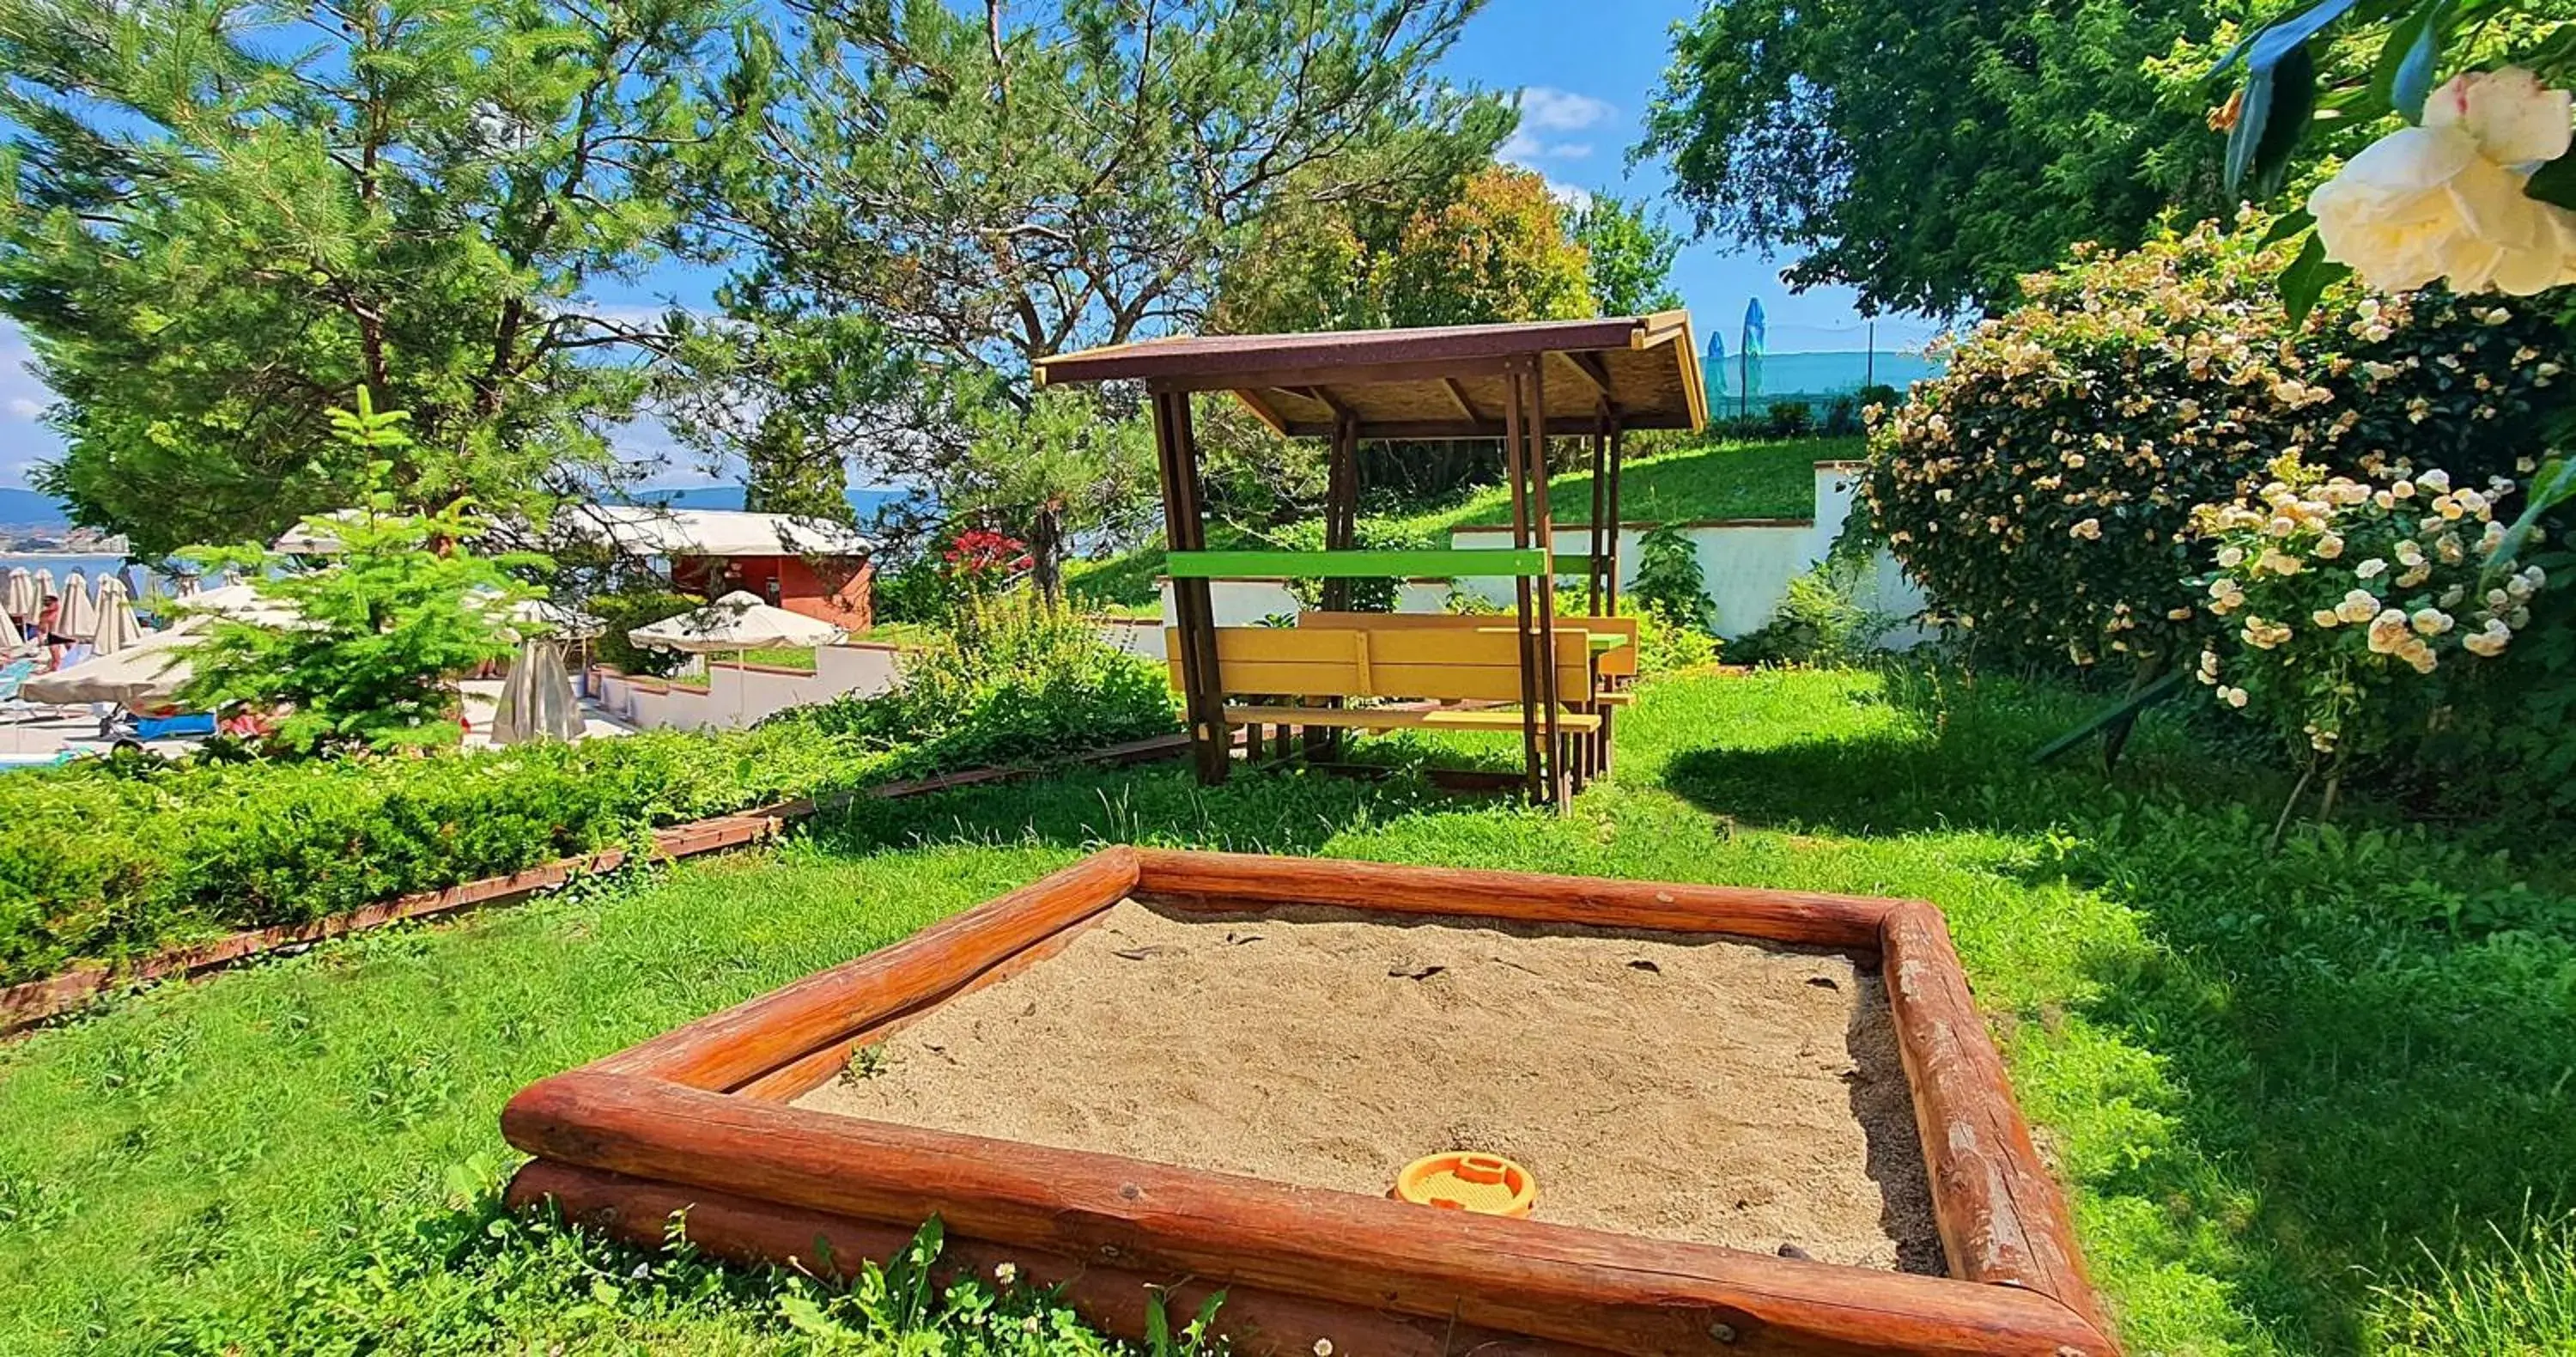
[1030,502,1065,604]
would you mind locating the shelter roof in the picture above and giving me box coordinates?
[1036,313,1704,439]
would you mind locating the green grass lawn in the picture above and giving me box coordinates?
[2,666,2569,1354]
[1064,435,1844,611]
[1446,433,1850,528]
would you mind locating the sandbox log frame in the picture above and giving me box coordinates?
[502,849,2119,1357]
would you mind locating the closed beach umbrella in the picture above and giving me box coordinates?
[89,576,143,656]
[491,636,581,745]
[55,572,96,641]
[31,569,54,626]
[3,568,32,624]
[21,618,201,705]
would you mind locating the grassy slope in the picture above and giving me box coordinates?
[1,668,2570,1354]
[1063,435,1849,610]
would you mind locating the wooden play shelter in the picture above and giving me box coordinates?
[1036,313,1706,806]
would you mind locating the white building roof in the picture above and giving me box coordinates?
[559,505,876,558]
[275,504,876,559]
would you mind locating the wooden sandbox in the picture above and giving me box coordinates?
[501,849,2119,1356]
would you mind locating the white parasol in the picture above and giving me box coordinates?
[628,591,843,724]
[88,575,143,656]
[54,572,96,642]
[177,581,301,629]
[3,568,33,624]
[626,591,844,653]
[21,618,202,706]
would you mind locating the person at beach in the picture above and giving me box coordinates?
[36,593,69,669]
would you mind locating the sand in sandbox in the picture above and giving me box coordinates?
[796,900,1943,1272]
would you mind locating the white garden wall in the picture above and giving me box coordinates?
[594,642,908,733]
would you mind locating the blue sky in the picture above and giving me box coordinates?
[0,0,1940,495]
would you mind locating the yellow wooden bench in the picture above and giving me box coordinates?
[1164,625,1599,734]
[1296,611,1641,703]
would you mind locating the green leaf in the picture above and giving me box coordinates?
[2392,0,2450,121]
[2527,150,2576,210]
[2488,457,2576,569]
[2278,230,2350,326]
[2260,208,2317,245]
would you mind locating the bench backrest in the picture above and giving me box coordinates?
[1167,625,1592,705]
[1296,611,1640,680]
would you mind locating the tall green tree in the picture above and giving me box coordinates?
[688,0,1509,587]
[1638,0,2223,315]
[1569,192,1682,317]
[957,383,1156,601]
[0,0,730,556]
[179,392,534,755]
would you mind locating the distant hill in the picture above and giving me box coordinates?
[0,487,70,527]
[622,484,919,523]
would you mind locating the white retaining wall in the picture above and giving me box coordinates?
[1448,461,1923,642]
[594,642,908,732]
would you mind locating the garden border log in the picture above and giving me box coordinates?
[1130,848,1898,949]
[504,1068,2111,1357]
[0,735,1188,1038]
[503,849,2121,1356]
[509,1160,1602,1357]
[1880,901,2111,1339]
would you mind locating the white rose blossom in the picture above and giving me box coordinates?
[2309,68,2576,295]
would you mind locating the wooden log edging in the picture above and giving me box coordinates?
[0,733,1190,1037]
[501,849,2123,1357]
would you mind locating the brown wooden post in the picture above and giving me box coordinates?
[1585,423,1607,617]
[1500,365,1542,805]
[1601,417,1625,776]
[1528,362,1566,809]
[1311,415,1361,760]
[1152,389,1227,785]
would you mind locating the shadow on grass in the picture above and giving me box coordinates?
[1652,680,2576,1351]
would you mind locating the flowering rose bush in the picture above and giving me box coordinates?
[2309,68,2576,296]
[2192,456,2542,764]
[1866,219,2567,670]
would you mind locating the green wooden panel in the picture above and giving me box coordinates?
[1551,552,1610,574]
[1164,548,1548,579]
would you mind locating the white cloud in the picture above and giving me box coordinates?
[1501,131,1595,163]
[1516,87,1615,133]
[8,399,41,420]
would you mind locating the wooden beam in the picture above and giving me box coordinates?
[1142,354,1516,395]
[1295,385,1354,421]
[1438,375,1479,422]
[1230,387,1291,437]
[1552,350,1613,401]
[1272,415,1693,440]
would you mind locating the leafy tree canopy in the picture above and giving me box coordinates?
[0,0,730,556]
[1638,0,2225,316]
[682,0,1509,585]
[1569,192,1682,317]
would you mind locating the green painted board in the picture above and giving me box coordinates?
[1164,548,1548,579]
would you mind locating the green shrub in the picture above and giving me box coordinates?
[1629,522,1715,632]
[1765,399,1814,438]
[0,601,1178,983]
[0,725,890,983]
[1731,551,1894,666]
[776,594,1178,773]
[1267,514,1439,612]
[1865,220,2568,672]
